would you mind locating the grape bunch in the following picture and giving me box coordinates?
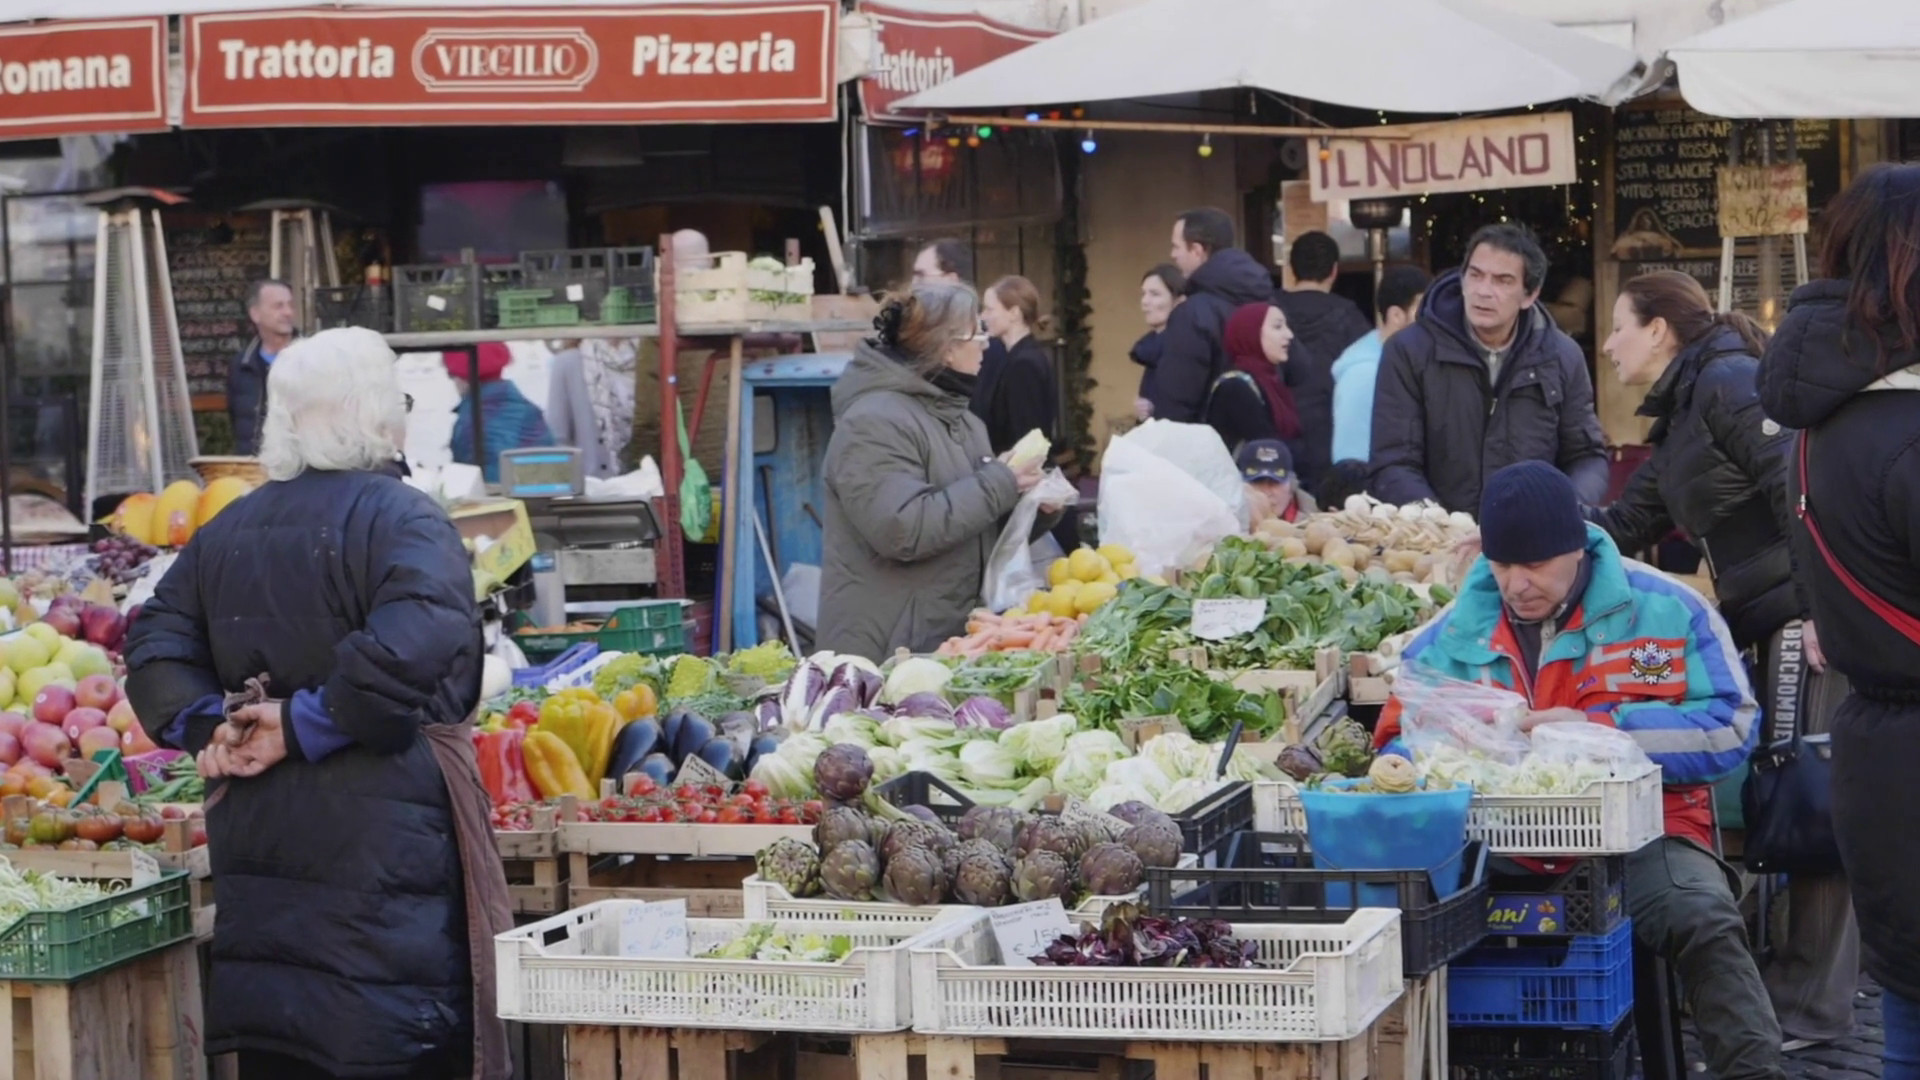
[90,535,159,585]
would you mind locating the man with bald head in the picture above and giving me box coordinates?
[670,229,710,268]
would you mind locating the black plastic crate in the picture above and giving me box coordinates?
[1449,1012,1635,1080]
[876,771,975,825]
[1146,830,1488,977]
[1170,780,1252,862]
[313,283,393,332]
[1486,854,1627,937]
[608,245,657,301]
[393,263,478,332]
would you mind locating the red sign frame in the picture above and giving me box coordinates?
[182,3,839,128]
[0,19,167,139]
[858,3,1052,125]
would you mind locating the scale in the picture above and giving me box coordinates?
[499,446,587,499]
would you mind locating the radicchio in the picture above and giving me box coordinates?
[953,696,1015,731]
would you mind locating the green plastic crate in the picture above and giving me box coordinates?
[0,869,192,982]
[515,602,688,663]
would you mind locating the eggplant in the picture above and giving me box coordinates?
[696,736,740,780]
[638,753,675,789]
[661,710,689,758]
[605,719,662,785]
[670,712,716,764]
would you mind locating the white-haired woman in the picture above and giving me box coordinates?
[124,328,512,1080]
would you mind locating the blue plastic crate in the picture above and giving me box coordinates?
[1448,919,1634,1028]
[512,642,601,688]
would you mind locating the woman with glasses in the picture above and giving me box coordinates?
[819,283,1061,660]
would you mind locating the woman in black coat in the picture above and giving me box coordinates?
[1205,301,1300,456]
[1761,164,1920,1078]
[973,275,1059,455]
[1597,269,1854,1044]
[1130,264,1184,422]
[125,328,510,1080]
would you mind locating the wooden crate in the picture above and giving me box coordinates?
[2,942,206,1080]
[800,1028,1381,1080]
[497,806,567,916]
[564,853,752,915]
[0,813,217,943]
[563,1026,780,1080]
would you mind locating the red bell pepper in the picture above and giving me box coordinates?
[506,702,541,730]
[476,729,536,806]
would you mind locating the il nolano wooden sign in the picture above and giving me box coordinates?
[1311,112,1578,202]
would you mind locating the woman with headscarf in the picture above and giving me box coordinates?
[125,327,511,1080]
[1205,301,1299,456]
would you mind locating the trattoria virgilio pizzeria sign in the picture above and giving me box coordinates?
[858,3,1053,125]
[1310,112,1578,202]
[0,19,166,139]
[182,3,838,128]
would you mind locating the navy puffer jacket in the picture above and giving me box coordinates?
[125,468,482,1077]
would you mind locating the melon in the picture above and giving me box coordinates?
[110,493,158,545]
[196,476,254,527]
[152,480,203,548]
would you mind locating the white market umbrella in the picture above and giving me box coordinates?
[1667,0,1920,119]
[898,0,1642,115]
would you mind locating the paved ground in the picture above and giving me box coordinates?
[1677,979,1884,1080]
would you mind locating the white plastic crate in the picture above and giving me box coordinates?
[740,868,1194,927]
[909,908,1401,1042]
[495,905,992,1032]
[1252,764,1665,856]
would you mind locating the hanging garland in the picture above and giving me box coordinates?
[1053,132,1096,475]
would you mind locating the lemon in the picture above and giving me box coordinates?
[1117,564,1140,580]
[1068,548,1106,583]
[1046,589,1080,619]
[1145,574,1169,586]
[1096,570,1120,586]
[1047,557,1073,587]
[1074,581,1119,614]
[1097,543,1135,567]
[1026,591,1051,614]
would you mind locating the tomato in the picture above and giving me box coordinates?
[731,794,757,809]
[630,775,658,798]
[674,784,700,801]
[73,812,122,845]
[802,800,825,818]
[703,785,726,799]
[777,807,801,825]
[742,779,769,800]
[677,802,702,821]
[696,809,720,824]
[716,807,746,824]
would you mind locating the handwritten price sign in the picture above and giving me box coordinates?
[1717,164,1809,238]
[988,899,1075,966]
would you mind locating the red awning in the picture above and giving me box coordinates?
[856,1,1054,125]
[0,17,167,138]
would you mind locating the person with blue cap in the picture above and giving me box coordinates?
[1373,461,1783,1080]
[1236,438,1316,524]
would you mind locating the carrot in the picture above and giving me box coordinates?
[1030,630,1057,653]
[994,630,1038,649]
[1056,621,1079,643]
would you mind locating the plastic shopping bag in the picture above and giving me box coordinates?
[1096,422,1244,578]
[1390,661,1532,764]
[984,469,1079,613]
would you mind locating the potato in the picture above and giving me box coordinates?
[1303,521,1338,555]
[1413,554,1438,580]
[1383,549,1421,574]
[1277,537,1308,559]
[1364,565,1393,584]
[1392,571,1419,584]
[1338,566,1361,585]
[1322,539,1358,569]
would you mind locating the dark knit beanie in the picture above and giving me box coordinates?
[1479,461,1587,564]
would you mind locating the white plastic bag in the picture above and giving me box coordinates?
[1529,721,1654,774]
[984,469,1078,613]
[1096,422,1244,578]
[1390,662,1533,764]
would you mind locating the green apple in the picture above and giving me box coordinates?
[0,667,17,709]
[18,663,74,703]
[0,579,20,611]
[3,634,51,676]
[23,622,60,650]
[64,647,110,681]
[54,638,87,669]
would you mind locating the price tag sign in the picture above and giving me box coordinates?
[425,294,448,311]
[1057,799,1130,843]
[673,754,732,790]
[988,899,1075,966]
[618,898,690,959]
[130,849,161,889]
[566,283,586,302]
[1190,598,1267,641]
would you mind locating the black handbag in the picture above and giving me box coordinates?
[1741,732,1841,875]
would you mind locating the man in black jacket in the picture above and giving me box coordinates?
[1153,208,1276,422]
[1276,231,1373,490]
[227,278,296,456]
[1369,224,1608,514]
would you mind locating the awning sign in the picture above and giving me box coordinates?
[0,19,167,139]
[1310,113,1578,202]
[859,3,1052,125]
[183,3,839,128]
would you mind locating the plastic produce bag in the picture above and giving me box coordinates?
[1390,662,1532,764]
[1096,422,1244,578]
[984,469,1079,612]
[1529,721,1653,773]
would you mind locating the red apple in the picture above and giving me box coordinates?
[80,607,126,650]
[40,607,81,639]
[105,699,137,735]
[11,758,51,780]
[120,726,157,755]
[0,732,21,767]
[62,707,107,742]
[160,804,188,821]
[31,687,75,727]
[20,722,69,768]
[74,674,119,712]
[75,726,119,759]
[0,711,28,738]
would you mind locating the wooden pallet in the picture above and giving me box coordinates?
[800,1029,1380,1080]
[1,942,206,1080]
[497,806,567,915]
[564,851,752,915]
[564,1026,779,1080]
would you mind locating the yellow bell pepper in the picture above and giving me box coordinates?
[523,730,595,799]
[613,684,658,723]
[538,688,622,788]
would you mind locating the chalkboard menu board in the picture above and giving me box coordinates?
[1619,247,1806,321]
[163,212,270,403]
[1610,105,1843,259]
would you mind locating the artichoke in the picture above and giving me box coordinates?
[814,743,876,802]
[956,806,1030,855]
[880,819,955,865]
[1078,842,1145,898]
[1277,743,1325,783]
[881,844,949,906]
[1120,820,1183,869]
[1369,754,1419,793]
[755,837,822,898]
[900,805,944,826]
[820,839,881,901]
[1106,801,1163,828]
[814,806,880,856]
[953,848,1015,907]
[1014,815,1086,862]
[1316,718,1375,779]
[1010,850,1074,904]
[943,838,1004,883]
